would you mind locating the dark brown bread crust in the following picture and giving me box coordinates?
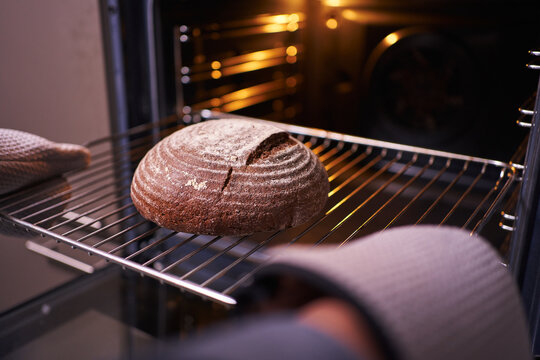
[130,119,329,235]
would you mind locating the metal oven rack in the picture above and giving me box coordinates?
[0,112,518,306]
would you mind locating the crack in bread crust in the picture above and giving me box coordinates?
[221,167,233,192]
[245,132,291,165]
[130,119,329,236]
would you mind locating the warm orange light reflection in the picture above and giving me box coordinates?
[223,92,287,112]
[252,52,266,61]
[231,89,249,100]
[256,13,305,25]
[222,82,280,104]
[286,46,298,56]
[341,9,356,21]
[222,58,284,76]
[325,0,342,6]
[289,13,300,23]
[218,48,284,68]
[262,24,287,33]
[191,76,303,112]
[273,14,289,24]
[287,22,299,32]
[286,76,297,87]
[286,56,297,64]
[211,70,222,79]
[211,61,221,69]
[383,32,399,46]
[326,18,338,29]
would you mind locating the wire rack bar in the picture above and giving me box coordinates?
[0,114,517,305]
[0,211,236,305]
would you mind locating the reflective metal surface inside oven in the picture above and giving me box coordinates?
[2,0,540,358]
[148,0,540,160]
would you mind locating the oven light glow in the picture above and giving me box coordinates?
[286,76,297,87]
[383,33,399,46]
[273,14,289,24]
[287,22,299,32]
[235,89,250,99]
[324,0,342,7]
[286,56,297,64]
[263,24,286,33]
[289,13,300,23]
[211,61,221,70]
[211,70,222,79]
[326,18,338,29]
[253,52,265,61]
[341,9,356,21]
[286,46,298,56]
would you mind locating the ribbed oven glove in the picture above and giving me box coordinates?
[0,128,90,195]
[246,225,532,360]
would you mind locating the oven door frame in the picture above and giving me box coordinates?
[99,0,540,355]
[510,76,540,355]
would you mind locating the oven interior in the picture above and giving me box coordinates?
[152,0,539,160]
[2,0,540,357]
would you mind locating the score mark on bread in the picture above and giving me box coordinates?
[130,118,329,235]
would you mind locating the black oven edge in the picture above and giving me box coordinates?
[510,74,540,355]
[99,0,162,133]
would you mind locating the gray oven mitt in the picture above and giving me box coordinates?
[0,128,90,195]
[255,225,531,360]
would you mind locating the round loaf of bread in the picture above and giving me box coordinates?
[130,118,329,235]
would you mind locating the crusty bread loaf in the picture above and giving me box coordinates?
[130,118,329,235]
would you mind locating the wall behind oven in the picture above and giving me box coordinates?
[0,0,111,312]
[0,0,110,144]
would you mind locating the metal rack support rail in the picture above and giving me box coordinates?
[0,114,518,305]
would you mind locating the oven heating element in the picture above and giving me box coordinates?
[0,112,518,306]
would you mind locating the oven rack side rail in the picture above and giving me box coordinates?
[0,210,237,306]
[211,111,518,235]
[0,117,518,305]
[210,110,513,170]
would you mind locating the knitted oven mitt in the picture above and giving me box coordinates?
[247,225,531,360]
[0,128,91,195]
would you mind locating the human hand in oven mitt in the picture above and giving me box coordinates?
[139,226,531,360]
[0,128,90,195]
[133,226,532,360]
[224,226,531,360]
